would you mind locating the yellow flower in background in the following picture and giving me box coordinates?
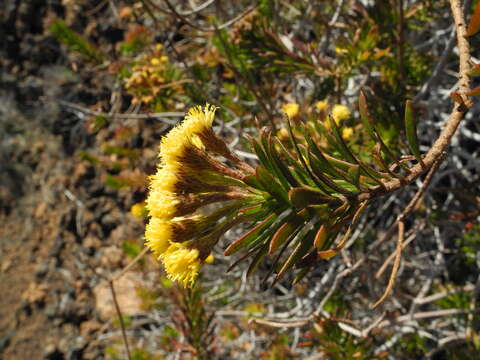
[332,104,351,124]
[205,253,214,263]
[162,243,201,287]
[276,127,289,141]
[342,127,354,140]
[282,103,299,118]
[315,100,328,112]
[130,202,147,218]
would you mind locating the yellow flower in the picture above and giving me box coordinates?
[332,104,351,124]
[150,58,161,66]
[145,218,172,257]
[342,127,354,140]
[159,104,217,165]
[162,243,201,287]
[146,189,179,219]
[277,127,289,141]
[282,103,299,118]
[130,202,146,218]
[315,100,328,112]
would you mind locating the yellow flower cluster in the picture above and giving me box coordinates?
[145,105,218,287]
[125,44,178,105]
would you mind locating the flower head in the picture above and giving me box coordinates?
[144,104,255,287]
[145,217,172,257]
[130,202,147,218]
[342,127,354,140]
[332,104,351,124]
[162,243,201,287]
[315,100,329,112]
[282,103,299,119]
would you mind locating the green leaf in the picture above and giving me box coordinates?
[467,3,480,36]
[292,266,313,285]
[274,228,315,283]
[288,186,336,208]
[256,166,290,205]
[466,86,480,97]
[224,213,276,255]
[358,91,411,174]
[467,62,480,76]
[347,164,360,187]
[404,100,423,166]
[269,209,308,254]
[273,138,312,185]
[266,133,300,188]
[314,224,328,250]
[285,115,325,190]
[246,244,269,277]
[50,19,103,63]
[359,90,377,142]
[317,224,352,259]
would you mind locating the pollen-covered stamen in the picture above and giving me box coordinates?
[145,217,172,257]
[146,189,179,219]
[162,243,201,287]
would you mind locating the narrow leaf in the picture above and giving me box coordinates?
[404,100,424,166]
[224,213,276,255]
[288,186,336,208]
[466,86,480,97]
[246,245,269,277]
[314,224,328,249]
[274,230,315,283]
[269,210,308,254]
[359,90,377,141]
[317,224,352,259]
[256,166,290,205]
[467,61,480,76]
[467,2,480,36]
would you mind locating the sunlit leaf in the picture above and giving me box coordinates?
[466,3,480,36]
[404,100,423,166]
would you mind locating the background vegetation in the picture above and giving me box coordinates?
[1,0,479,359]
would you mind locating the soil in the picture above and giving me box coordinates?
[1,1,151,358]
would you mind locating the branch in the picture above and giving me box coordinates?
[359,0,472,203]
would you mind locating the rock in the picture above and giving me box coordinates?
[82,235,101,255]
[21,282,48,305]
[1,258,12,272]
[44,343,63,360]
[93,272,144,321]
[0,331,14,352]
[80,320,101,336]
[34,201,48,219]
[100,245,123,269]
[35,261,49,278]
